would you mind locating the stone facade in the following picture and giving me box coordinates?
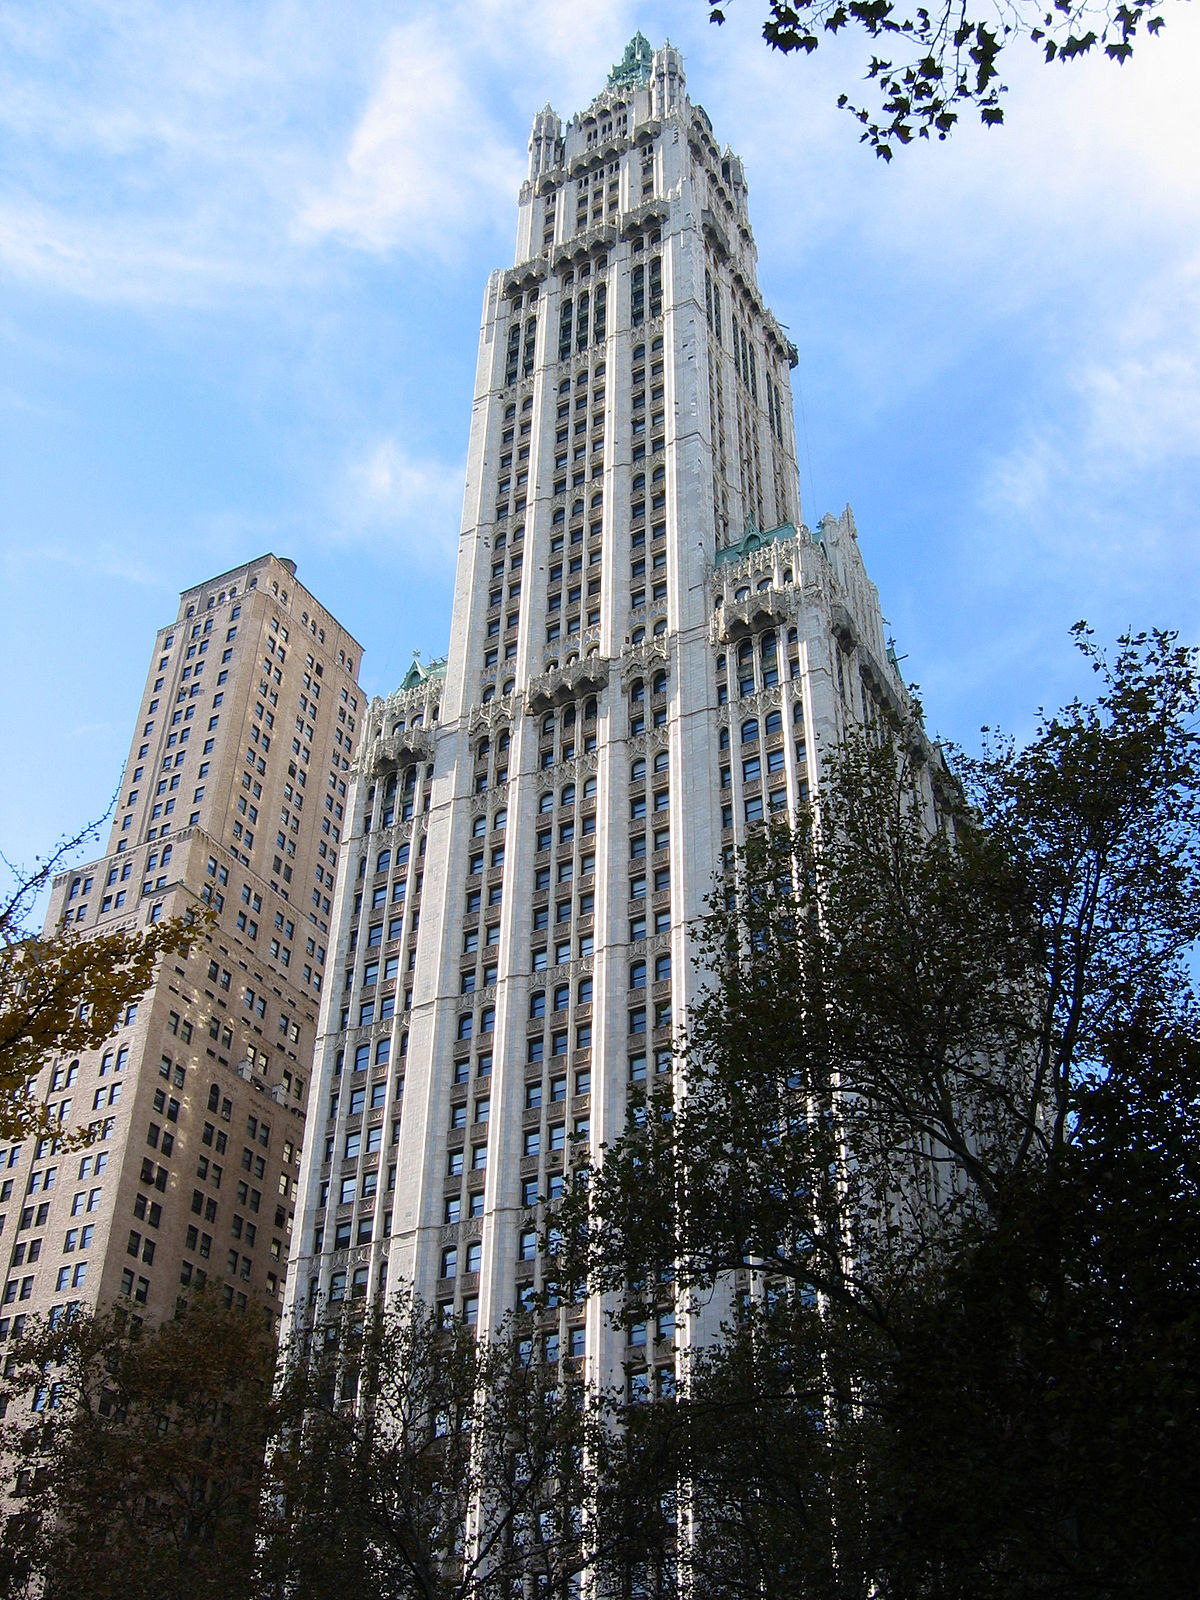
[286,42,914,1398]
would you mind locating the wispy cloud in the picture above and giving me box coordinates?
[980,252,1200,539]
[298,19,523,258]
[339,437,465,570]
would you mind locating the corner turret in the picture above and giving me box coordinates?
[528,103,562,180]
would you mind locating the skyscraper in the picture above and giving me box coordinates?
[287,38,911,1393]
[3,554,363,1335]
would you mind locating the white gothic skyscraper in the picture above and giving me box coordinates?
[286,37,912,1393]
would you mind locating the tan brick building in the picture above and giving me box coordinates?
[2,554,363,1336]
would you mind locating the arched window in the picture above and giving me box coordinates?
[629,960,647,988]
[542,713,555,734]
[631,759,647,781]
[630,679,645,703]
[653,750,669,772]
[377,850,391,874]
[741,719,759,744]
[530,991,546,1018]
[651,671,667,696]
[560,783,576,807]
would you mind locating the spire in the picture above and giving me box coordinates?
[607,31,654,89]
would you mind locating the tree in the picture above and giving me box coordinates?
[822,1006,1200,1599]
[0,1293,277,1600]
[558,626,1200,1596]
[0,820,194,1142]
[261,1292,599,1600]
[711,0,1172,156]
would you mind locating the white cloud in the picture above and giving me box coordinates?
[297,0,652,257]
[981,251,1200,530]
[340,437,465,569]
[299,18,524,256]
[0,197,279,305]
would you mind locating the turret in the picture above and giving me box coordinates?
[528,104,561,181]
[652,42,685,117]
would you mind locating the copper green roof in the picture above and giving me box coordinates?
[399,651,448,691]
[607,32,653,89]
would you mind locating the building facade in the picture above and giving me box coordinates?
[2,554,363,1337]
[287,38,913,1395]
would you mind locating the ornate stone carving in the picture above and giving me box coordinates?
[526,656,609,712]
[621,637,670,680]
[712,590,791,644]
[371,726,435,776]
[468,702,513,738]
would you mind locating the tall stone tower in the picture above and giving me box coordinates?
[287,40,909,1396]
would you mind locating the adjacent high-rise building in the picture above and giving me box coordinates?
[2,555,363,1335]
[286,38,912,1395]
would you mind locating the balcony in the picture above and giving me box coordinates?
[526,656,609,712]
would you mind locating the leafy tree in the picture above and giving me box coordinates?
[262,1293,598,1600]
[0,1293,276,1600]
[710,0,1171,156]
[559,626,1200,1596]
[867,1018,1200,1597]
[0,821,194,1142]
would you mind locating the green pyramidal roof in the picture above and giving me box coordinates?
[607,31,653,89]
[399,651,447,691]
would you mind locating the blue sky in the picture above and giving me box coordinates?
[3,0,1199,887]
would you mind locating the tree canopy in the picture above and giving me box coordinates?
[710,0,1171,155]
[0,822,194,1142]
[556,625,1200,1596]
[0,1294,276,1600]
